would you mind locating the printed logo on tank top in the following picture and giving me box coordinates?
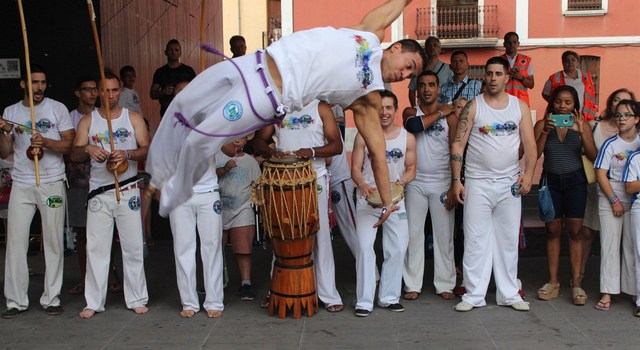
[355,35,373,89]
[91,127,132,145]
[478,121,518,136]
[614,150,635,161]
[14,118,55,135]
[386,148,404,163]
[425,119,445,136]
[278,114,314,129]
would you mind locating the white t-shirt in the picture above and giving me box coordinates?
[266,27,384,110]
[465,94,522,179]
[87,108,138,190]
[118,87,142,115]
[595,135,640,203]
[412,106,450,186]
[192,156,218,193]
[216,152,261,223]
[70,108,96,129]
[3,98,73,185]
[623,150,640,208]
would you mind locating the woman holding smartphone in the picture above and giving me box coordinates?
[594,99,640,311]
[534,85,597,305]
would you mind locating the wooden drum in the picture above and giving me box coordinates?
[365,182,405,208]
[252,156,319,318]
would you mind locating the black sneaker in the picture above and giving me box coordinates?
[355,309,370,317]
[384,303,404,312]
[1,308,26,319]
[239,284,255,301]
[44,305,63,316]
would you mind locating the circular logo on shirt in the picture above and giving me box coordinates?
[128,195,141,211]
[46,195,63,208]
[213,200,222,214]
[317,184,323,194]
[223,101,243,121]
[88,197,103,212]
[331,190,341,204]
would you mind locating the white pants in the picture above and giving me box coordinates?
[355,196,408,311]
[461,177,523,307]
[148,51,282,217]
[330,179,358,256]
[4,181,66,310]
[631,205,640,306]
[84,187,148,312]
[598,196,635,295]
[315,174,342,306]
[403,182,455,294]
[170,191,224,312]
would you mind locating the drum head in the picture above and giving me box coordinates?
[268,155,307,165]
[366,183,404,208]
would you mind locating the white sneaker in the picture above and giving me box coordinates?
[454,301,474,312]
[511,301,530,311]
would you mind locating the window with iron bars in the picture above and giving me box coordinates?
[567,0,602,11]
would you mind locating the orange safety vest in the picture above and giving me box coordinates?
[502,53,531,106]
[549,70,598,121]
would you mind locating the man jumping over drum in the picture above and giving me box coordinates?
[351,90,416,317]
[146,0,426,230]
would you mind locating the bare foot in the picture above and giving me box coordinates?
[180,309,196,318]
[206,309,222,318]
[133,306,149,314]
[79,309,96,319]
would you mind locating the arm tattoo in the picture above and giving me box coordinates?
[453,101,472,144]
[450,153,463,163]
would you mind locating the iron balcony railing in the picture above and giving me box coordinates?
[416,5,499,40]
[567,0,603,11]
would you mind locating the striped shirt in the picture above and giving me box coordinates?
[543,128,583,175]
[438,76,482,104]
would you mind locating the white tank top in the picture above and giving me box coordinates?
[275,100,327,177]
[266,27,384,110]
[413,107,451,186]
[465,94,522,178]
[88,108,139,190]
[362,128,407,186]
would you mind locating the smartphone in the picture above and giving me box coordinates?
[549,114,574,128]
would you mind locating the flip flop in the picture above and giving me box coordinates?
[326,304,344,313]
[595,299,611,311]
[68,282,84,295]
[438,292,455,300]
[403,291,420,300]
[537,283,560,301]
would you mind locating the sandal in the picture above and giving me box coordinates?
[571,287,587,306]
[108,282,123,293]
[595,297,611,311]
[326,304,344,313]
[438,292,455,300]
[260,296,270,309]
[537,283,560,301]
[403,291,420,300]
[634,307,640,317]
[68,282,84,295]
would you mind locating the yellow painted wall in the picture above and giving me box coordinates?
[222,0,268,56]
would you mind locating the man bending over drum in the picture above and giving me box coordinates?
[351,90,416,317]
[146,0,426,230]
[254,99,344,313]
